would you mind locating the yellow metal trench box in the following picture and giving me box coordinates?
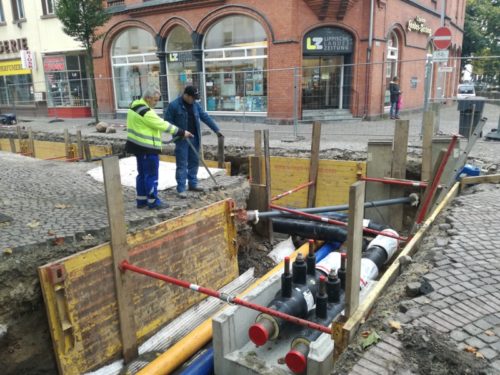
[38,199,238,375]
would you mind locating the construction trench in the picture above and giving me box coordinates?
[0,116,498,375]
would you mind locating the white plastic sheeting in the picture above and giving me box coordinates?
[87,156,225,190]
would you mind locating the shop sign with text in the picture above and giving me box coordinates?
[303,27,353,55]
[407,16,432,35]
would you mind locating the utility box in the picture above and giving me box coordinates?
[457,97,485,139]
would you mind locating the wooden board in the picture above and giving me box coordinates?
[38,200,238,375]
[159,155,231,176]
[264,156,366,208]
[365,140,392,223]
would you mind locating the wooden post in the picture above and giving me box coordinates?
[421,111,434,181]
[432,136,459,188]
[250,156,263,185]
[76,130,84,160]
[83,141,91,162]
[307,121,321,208]
[64,129,71,160]
[390,120,409,230]
[412,149,446,233]
[28,127,35,158]
[9,138,16,153]
[365,140,392,223]
[431,102,440,135]
[16,125,22,142]
[102,156,138,362]
[217,134,225,169]
[263,130,273,241]
[345,181,366,318]
[254,130,262,156]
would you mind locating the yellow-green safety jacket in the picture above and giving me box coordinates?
[125,98,181,154]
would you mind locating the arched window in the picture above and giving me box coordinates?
[165,26,195,100]
[111,28,160,110]
[203,15,268,113]
[385,31,399,106]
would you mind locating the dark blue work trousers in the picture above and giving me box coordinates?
[175,137,200,193]
[135,153,160,207]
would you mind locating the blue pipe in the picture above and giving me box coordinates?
[178,242,339,375]
[315,241,341,261]
[179,347,214,375]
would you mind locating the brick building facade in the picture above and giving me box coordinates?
[93,0,466,120]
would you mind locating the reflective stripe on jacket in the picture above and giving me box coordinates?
[126,98,179,152]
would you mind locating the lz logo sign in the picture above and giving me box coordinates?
[306,37,323,50]
[169,53,178,62]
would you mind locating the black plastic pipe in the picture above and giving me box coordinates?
[255,196,415,220]
[272,218,348,243]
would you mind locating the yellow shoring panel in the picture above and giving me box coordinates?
[266,156,366,208]
[38,199,238,374]
[0,139,112,160]
[160,155,231,176]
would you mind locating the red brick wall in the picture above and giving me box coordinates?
[94,0,464,119]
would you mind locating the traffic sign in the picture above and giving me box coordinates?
[438,66,453,73]
[433,27,452,50]
[432,50,449,62]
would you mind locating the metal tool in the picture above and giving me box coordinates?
[163,136,221,189]
[185,137,220,188]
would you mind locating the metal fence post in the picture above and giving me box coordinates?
[293,67,299,139]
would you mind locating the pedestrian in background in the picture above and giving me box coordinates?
[389,77,402,119]
[164,86,223,198]
[126,86,193,209]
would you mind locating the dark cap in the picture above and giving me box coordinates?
[184,86,200,99]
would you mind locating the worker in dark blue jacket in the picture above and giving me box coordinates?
[164,86,223,198]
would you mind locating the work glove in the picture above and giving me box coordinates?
[184,130,194,138]
[216,132,224,138]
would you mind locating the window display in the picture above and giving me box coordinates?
[203,15,268,113]
[0,60,33,106]
[44,55,89,107]
[111,28,161,110]
[166,26,197,101]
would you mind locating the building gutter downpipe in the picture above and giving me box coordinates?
[364,0,375,118]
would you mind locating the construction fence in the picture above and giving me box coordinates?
[1,55,498,123]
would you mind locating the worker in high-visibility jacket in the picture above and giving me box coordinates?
[125,86,193,209]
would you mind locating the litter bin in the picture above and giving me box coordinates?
[457,97,485,139]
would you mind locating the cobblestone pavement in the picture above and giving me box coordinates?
[0,151,247,251]
[3,103,499,163]
[348,183,500,375]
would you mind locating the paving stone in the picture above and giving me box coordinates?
[464,324,484,336]
[477,347,498,360]
[438,287,455,297]
[465,337,488,349]
[492,361,500,375]
[478,333,499,344]
[485,315,500,326]
[450,329,470,342]
[490,341,500,351]
[474,319,494,331]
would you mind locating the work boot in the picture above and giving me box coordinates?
[177,191,188,199]
[149,201,170,210]
[188,186,205,192]
[137,204,148,209]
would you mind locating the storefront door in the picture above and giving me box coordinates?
[302,56,343,110]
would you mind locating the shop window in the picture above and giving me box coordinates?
[385,31,399,106]
[203,15,268,113]
[44,55,90,107]
[0,60,33,105]
[41,0,54,16]
[165,26,196,100]
[111,27,160,110]
[11,0,25,20]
